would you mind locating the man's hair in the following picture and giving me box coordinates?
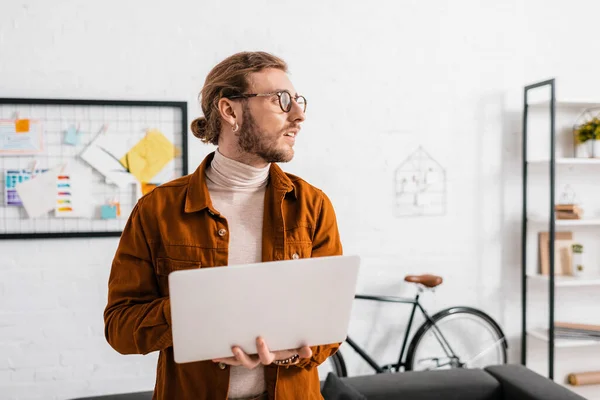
[191,51,288,145]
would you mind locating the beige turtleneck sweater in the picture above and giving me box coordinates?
[205,149,269,399]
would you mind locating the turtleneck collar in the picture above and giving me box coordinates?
[205,149,270,189]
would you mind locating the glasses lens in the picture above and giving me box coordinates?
[280,91,292,112]
[296,96,307,112]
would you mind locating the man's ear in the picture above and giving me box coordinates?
[218,98,238,127]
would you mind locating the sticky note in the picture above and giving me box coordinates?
[120,130,178,183]
[15,119,30,133]
[64,126,79,145]
[101,205,118,219]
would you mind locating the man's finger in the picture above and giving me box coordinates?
[233,346,260,369]
[212,356,241,366]
[256,337,275,365]
[297,345,312,359]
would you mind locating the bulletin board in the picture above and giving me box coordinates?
[0,98,188,239]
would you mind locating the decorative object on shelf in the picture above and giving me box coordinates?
[538,231,573,276]
[394,146,446,217]
[555,185,583,219]
[573,107,600,158]
[568,370,600,386]
[571,243,585,277]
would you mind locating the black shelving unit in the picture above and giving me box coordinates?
[521,78,557,379]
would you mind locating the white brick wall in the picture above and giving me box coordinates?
[1,0,600,399]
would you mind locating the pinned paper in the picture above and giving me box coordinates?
[54,173,93,218]
[0,119,44,154]
[100,205,118,219]
[120,130,178,183]
[100,199,121,220]
[15,119,30,133]
[15,166,63,218]
[64,126,80,145]
[4,168,48,206]
[79,130,136,188]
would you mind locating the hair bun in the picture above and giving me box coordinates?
[191,117,208,138]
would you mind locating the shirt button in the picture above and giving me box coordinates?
[218,362,227,370]
[292,253,300,260]
[218,228,227,237]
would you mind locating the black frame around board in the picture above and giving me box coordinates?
[0,97,189,240]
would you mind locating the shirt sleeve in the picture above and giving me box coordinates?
[296,190,344,370]
[103,199,173,355]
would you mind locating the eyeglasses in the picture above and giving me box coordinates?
[227,89,307,113]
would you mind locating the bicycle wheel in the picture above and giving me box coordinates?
[317,351,347,380]
[405,307,507,371]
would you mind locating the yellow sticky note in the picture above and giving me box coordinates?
[120,130,177,183]
[15,119,30,133]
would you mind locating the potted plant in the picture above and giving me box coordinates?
[573,118,597,158]
[571,243,584,277]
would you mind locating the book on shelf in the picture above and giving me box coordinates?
[554,322,600,341]
[538,231,573,275]
[556,322,600,332]
[555,204,583,220]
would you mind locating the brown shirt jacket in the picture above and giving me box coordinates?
[104,152,344,400]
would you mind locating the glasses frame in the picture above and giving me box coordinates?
[226,89,307,113]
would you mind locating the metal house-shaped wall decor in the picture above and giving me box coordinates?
[394,146,446,217]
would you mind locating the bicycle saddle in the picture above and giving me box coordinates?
[404,274,443,288]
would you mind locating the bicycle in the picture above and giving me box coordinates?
[318,274,508,378]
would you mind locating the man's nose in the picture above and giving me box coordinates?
[289,100,306,123]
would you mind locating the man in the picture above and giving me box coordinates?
[103,51,343,400]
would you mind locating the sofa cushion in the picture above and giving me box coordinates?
[322,372,367,400]
[485,365,587,400]
[341,368,501,400]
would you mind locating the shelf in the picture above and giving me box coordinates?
[527,158,600,165]
[528,328,600,348]
[528,274,600,287]
[527,99,600,108]
[528,217,600,226]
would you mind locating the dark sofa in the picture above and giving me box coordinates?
[70,364,586,400]
[329,364,585,400]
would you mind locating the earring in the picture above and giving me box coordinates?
[232,122,239,132]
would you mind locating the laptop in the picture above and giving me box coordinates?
[168,254,360,363]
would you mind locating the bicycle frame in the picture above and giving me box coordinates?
[344,290,461,373]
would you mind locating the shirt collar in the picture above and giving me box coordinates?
[184,151,296,213]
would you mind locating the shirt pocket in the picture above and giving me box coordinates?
[285,226,313,260]
[155,257,201,296]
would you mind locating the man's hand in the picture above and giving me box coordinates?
[212,336,312,369]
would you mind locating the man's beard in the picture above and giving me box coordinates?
[236,103,294,163]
